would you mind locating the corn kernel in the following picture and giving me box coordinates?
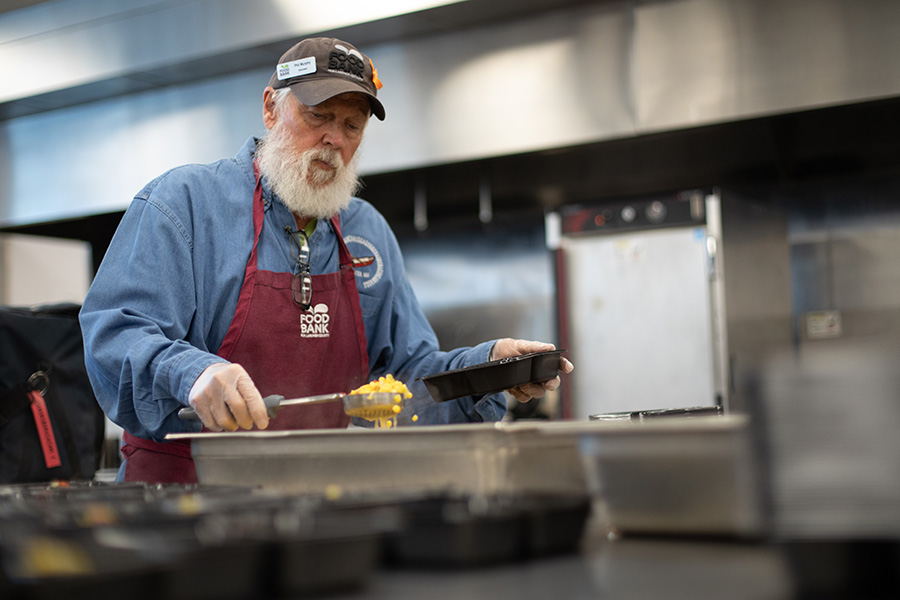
[350,374,413,398]
[325,484,342,500]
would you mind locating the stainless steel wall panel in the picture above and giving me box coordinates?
[361,3,636,172]
[633,0,900,133]
[0,0,468,103]
[400,227,555,351]
[1,70,265,225]
[789,179,900,343]
[0,2,637,225]
[3,0,900,226]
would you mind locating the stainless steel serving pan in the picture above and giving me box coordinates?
[166,422,590,498]
[578,414,764,537]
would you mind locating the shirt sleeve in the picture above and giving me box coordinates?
[79,191,223,442]
[351,206,507,425]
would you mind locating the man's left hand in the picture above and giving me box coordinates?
[489,339,574,403]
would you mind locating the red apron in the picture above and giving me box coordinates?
[121,168,370,483]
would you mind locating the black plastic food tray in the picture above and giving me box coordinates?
[384,494,590,567]
[0,483,383,600]
[420,350,564,402]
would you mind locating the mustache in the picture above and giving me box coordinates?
[301,147,343,186]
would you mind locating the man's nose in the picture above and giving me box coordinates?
[321,122,344,148]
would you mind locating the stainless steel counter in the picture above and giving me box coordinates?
[336,535,899,600]
[332,554,598,600]
[329,537,793,600]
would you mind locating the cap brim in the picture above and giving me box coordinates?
[288,77,385,121]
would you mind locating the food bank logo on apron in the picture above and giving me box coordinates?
[300,303,330,338]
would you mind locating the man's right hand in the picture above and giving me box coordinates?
[187,363,270,432]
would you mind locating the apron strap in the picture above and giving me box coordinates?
[330,214,355,269]
[217,164,266,359]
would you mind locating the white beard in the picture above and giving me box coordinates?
[255,122,361,220]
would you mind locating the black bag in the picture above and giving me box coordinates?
[0,303,105,483]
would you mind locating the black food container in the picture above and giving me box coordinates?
[0,483,383,600]
[420,350,564,402]
[384,493,590,567]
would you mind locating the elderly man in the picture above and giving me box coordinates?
[79,37,572,484]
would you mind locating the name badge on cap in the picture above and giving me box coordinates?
[277,56,317,81]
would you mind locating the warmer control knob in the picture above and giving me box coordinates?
[620,205,637,223]
[645,201,667,223]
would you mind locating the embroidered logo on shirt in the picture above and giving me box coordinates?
[300,303,330,338]
[344,235,383,288]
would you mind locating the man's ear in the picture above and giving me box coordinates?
[262,87,278,130]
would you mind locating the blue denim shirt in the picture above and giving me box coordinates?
[80,137,505,441]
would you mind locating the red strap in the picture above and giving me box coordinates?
[28,389,62,469]
[330,215,354,267]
